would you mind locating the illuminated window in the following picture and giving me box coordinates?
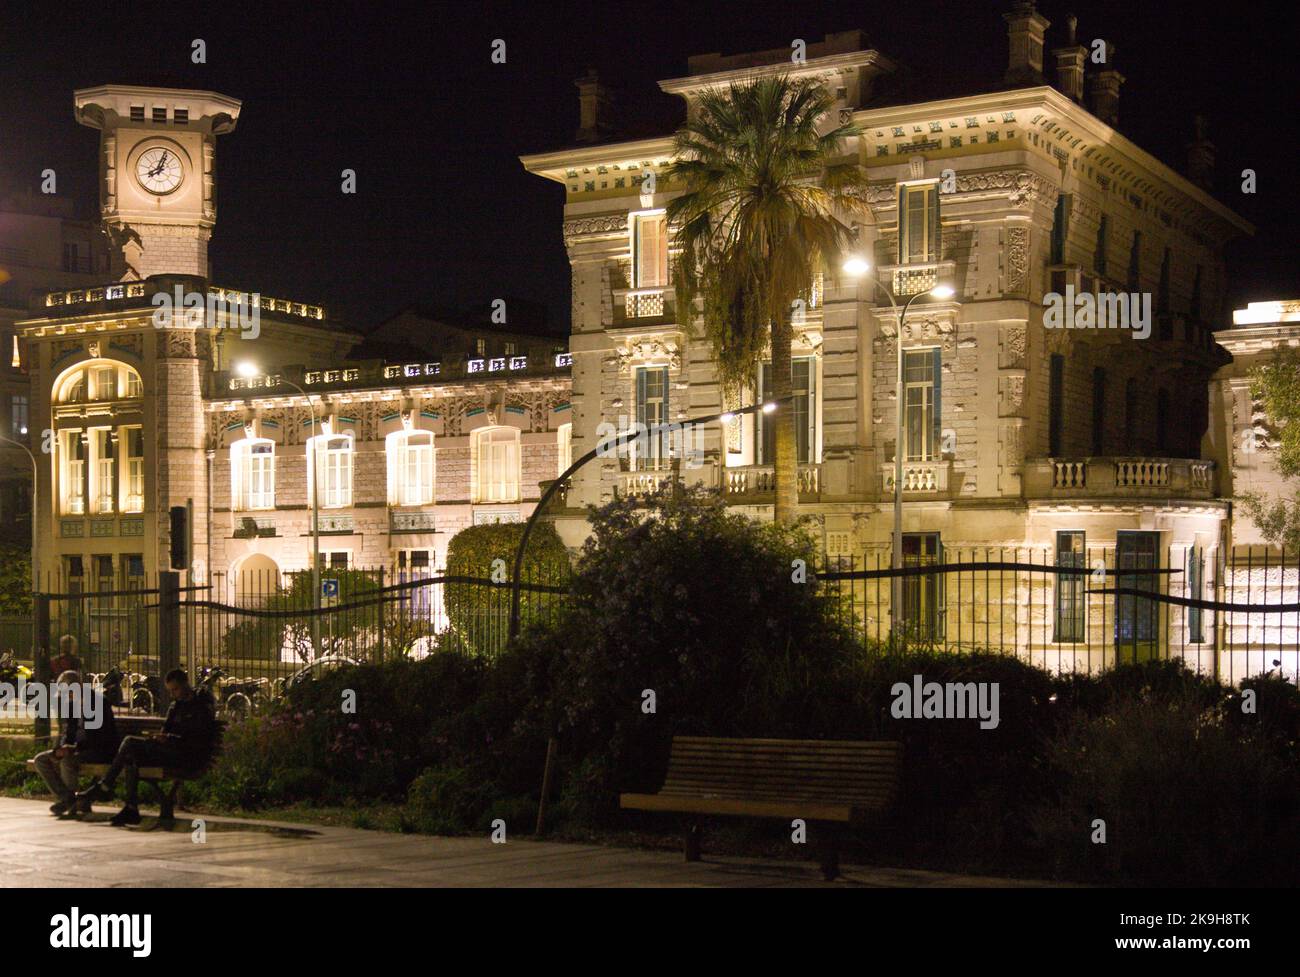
[557,423,572,477]
[10,395,27,438]
[233,438,275,510]
[94,367,117,401]
[472,426,520,503]
[631,212,668,287]
[1054,531,1086,643]
[898,183,940,265]
[61,430,86,515]
[387,430,434,506]
[633,366,669,471]
[54,362,143,404]
[309,434,353,508]
[126,371,143,399]
[93,429,115,514]
[124,427,144,513]
[903,349,941,461]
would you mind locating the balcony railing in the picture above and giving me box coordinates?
[612,287,677,325]
[622,471,675,497]
[233,515,277,538]
[390,510,436,533]
[314,513,355,534]
[878,260,957,298]
[1025,457,1217,500]
[881,460,951,495]
[722,464,821,499]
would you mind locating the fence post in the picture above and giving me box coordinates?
[376,566,385,665]
[33,593,51,743]
[159,571,180,710]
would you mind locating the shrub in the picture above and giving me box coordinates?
[444,521,569,656]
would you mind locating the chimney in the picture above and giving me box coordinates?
[1186,115,1216,191]
[1003,1,1051,86]
[1051,14,1087,102]
[574,68,614,144]
[1086,41,1124,126]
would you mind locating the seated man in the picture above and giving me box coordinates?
[76,668,217,826]
[32,670,117,815]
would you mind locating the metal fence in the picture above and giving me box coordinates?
[818,545,1300,685]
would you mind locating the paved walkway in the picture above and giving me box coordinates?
[0,797,1053,887]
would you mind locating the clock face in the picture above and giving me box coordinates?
[135,147,183,195]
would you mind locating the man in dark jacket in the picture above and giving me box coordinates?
[33,670,116,816]
[76,668,217,826]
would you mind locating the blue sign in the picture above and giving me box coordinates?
[322,578,339,599]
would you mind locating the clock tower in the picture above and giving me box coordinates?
[74,85,241,280]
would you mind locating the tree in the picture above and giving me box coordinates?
[666,74,867,522]
[0,543,32,616]
[1238,351,1300,548]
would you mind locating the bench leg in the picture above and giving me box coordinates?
[684,821,702,862]
[818,826,841,881]
[159,782,180,822]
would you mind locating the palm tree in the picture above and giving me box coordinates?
[667,74,867,523]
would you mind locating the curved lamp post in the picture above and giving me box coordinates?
[508,398,785,641]
[235,362,321,657]
[839,256,954,639]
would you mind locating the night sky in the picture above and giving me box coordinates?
[2,0,1295,335]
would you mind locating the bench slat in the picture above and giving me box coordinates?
[620,792,859,822]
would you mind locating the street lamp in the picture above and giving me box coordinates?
[235,361,321,657]
[841,256,954,640]
[508,398,785,641]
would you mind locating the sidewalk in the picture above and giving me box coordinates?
[0,797,1057,888]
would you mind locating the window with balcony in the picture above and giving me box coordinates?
[387,430,434,506]
[233,438,276,510]
[1156,389,1170,454]
[633,366,669,471]
[309,434,354,508]
[472,426,521,503]
[631,211,668,287]
[898,182,940,265]
[903,349,941,462]
[124,427,144,513]
[1054,531,1086,642]
[757,356,817,465]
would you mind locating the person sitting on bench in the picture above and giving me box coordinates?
[32,670,116,816]
[75,668,217,826]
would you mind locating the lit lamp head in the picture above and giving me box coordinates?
[841,255,870,278]
[929,283,956,299]
[234,361,260,379]
[761,401,778,414]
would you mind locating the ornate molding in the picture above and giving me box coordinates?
[1006,225,1029,293]
[616,338,681,374]
[563,214,629,244]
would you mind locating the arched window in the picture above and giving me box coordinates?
[308,432,353,508]
[472,426,520,503]
[556,423,572,478]
[387,430,435,506]
[53,360,143,404]
[232,438,275,510]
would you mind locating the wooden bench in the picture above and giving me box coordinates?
[620,735,903,880]
[30,718,225,821]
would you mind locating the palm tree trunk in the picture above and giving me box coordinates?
[770,312,798,523]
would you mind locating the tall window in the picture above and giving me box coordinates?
[557,423,572,477]
[1127,230,1142,291]
[1187,546,1205,644]
[1050,193,1070,264]
[1123,379,1138,453]
[757,357,817,465]
[124,427,144,513]
[1190,265,1203,322]
[631,212,668,287]
[10,395,27,438]
[898,183,940,264]
[93,428,115,514]
[1091,367,1107,455]
[1156,389,1170,454]
[309,434,353,508]
[1055,531,1086,642]
[54,362,142,404]
[1095,214,1109,277]
[387,431,434,506]
[1048,354,1065,457]
[1157,247,1171,314]
[901,533,942,641]
[634,366,669,471]
[233,438,275,510]
[94,366,117,401]
[62,431,85,515]
[903,349,941,462]
[473,426,521,503]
